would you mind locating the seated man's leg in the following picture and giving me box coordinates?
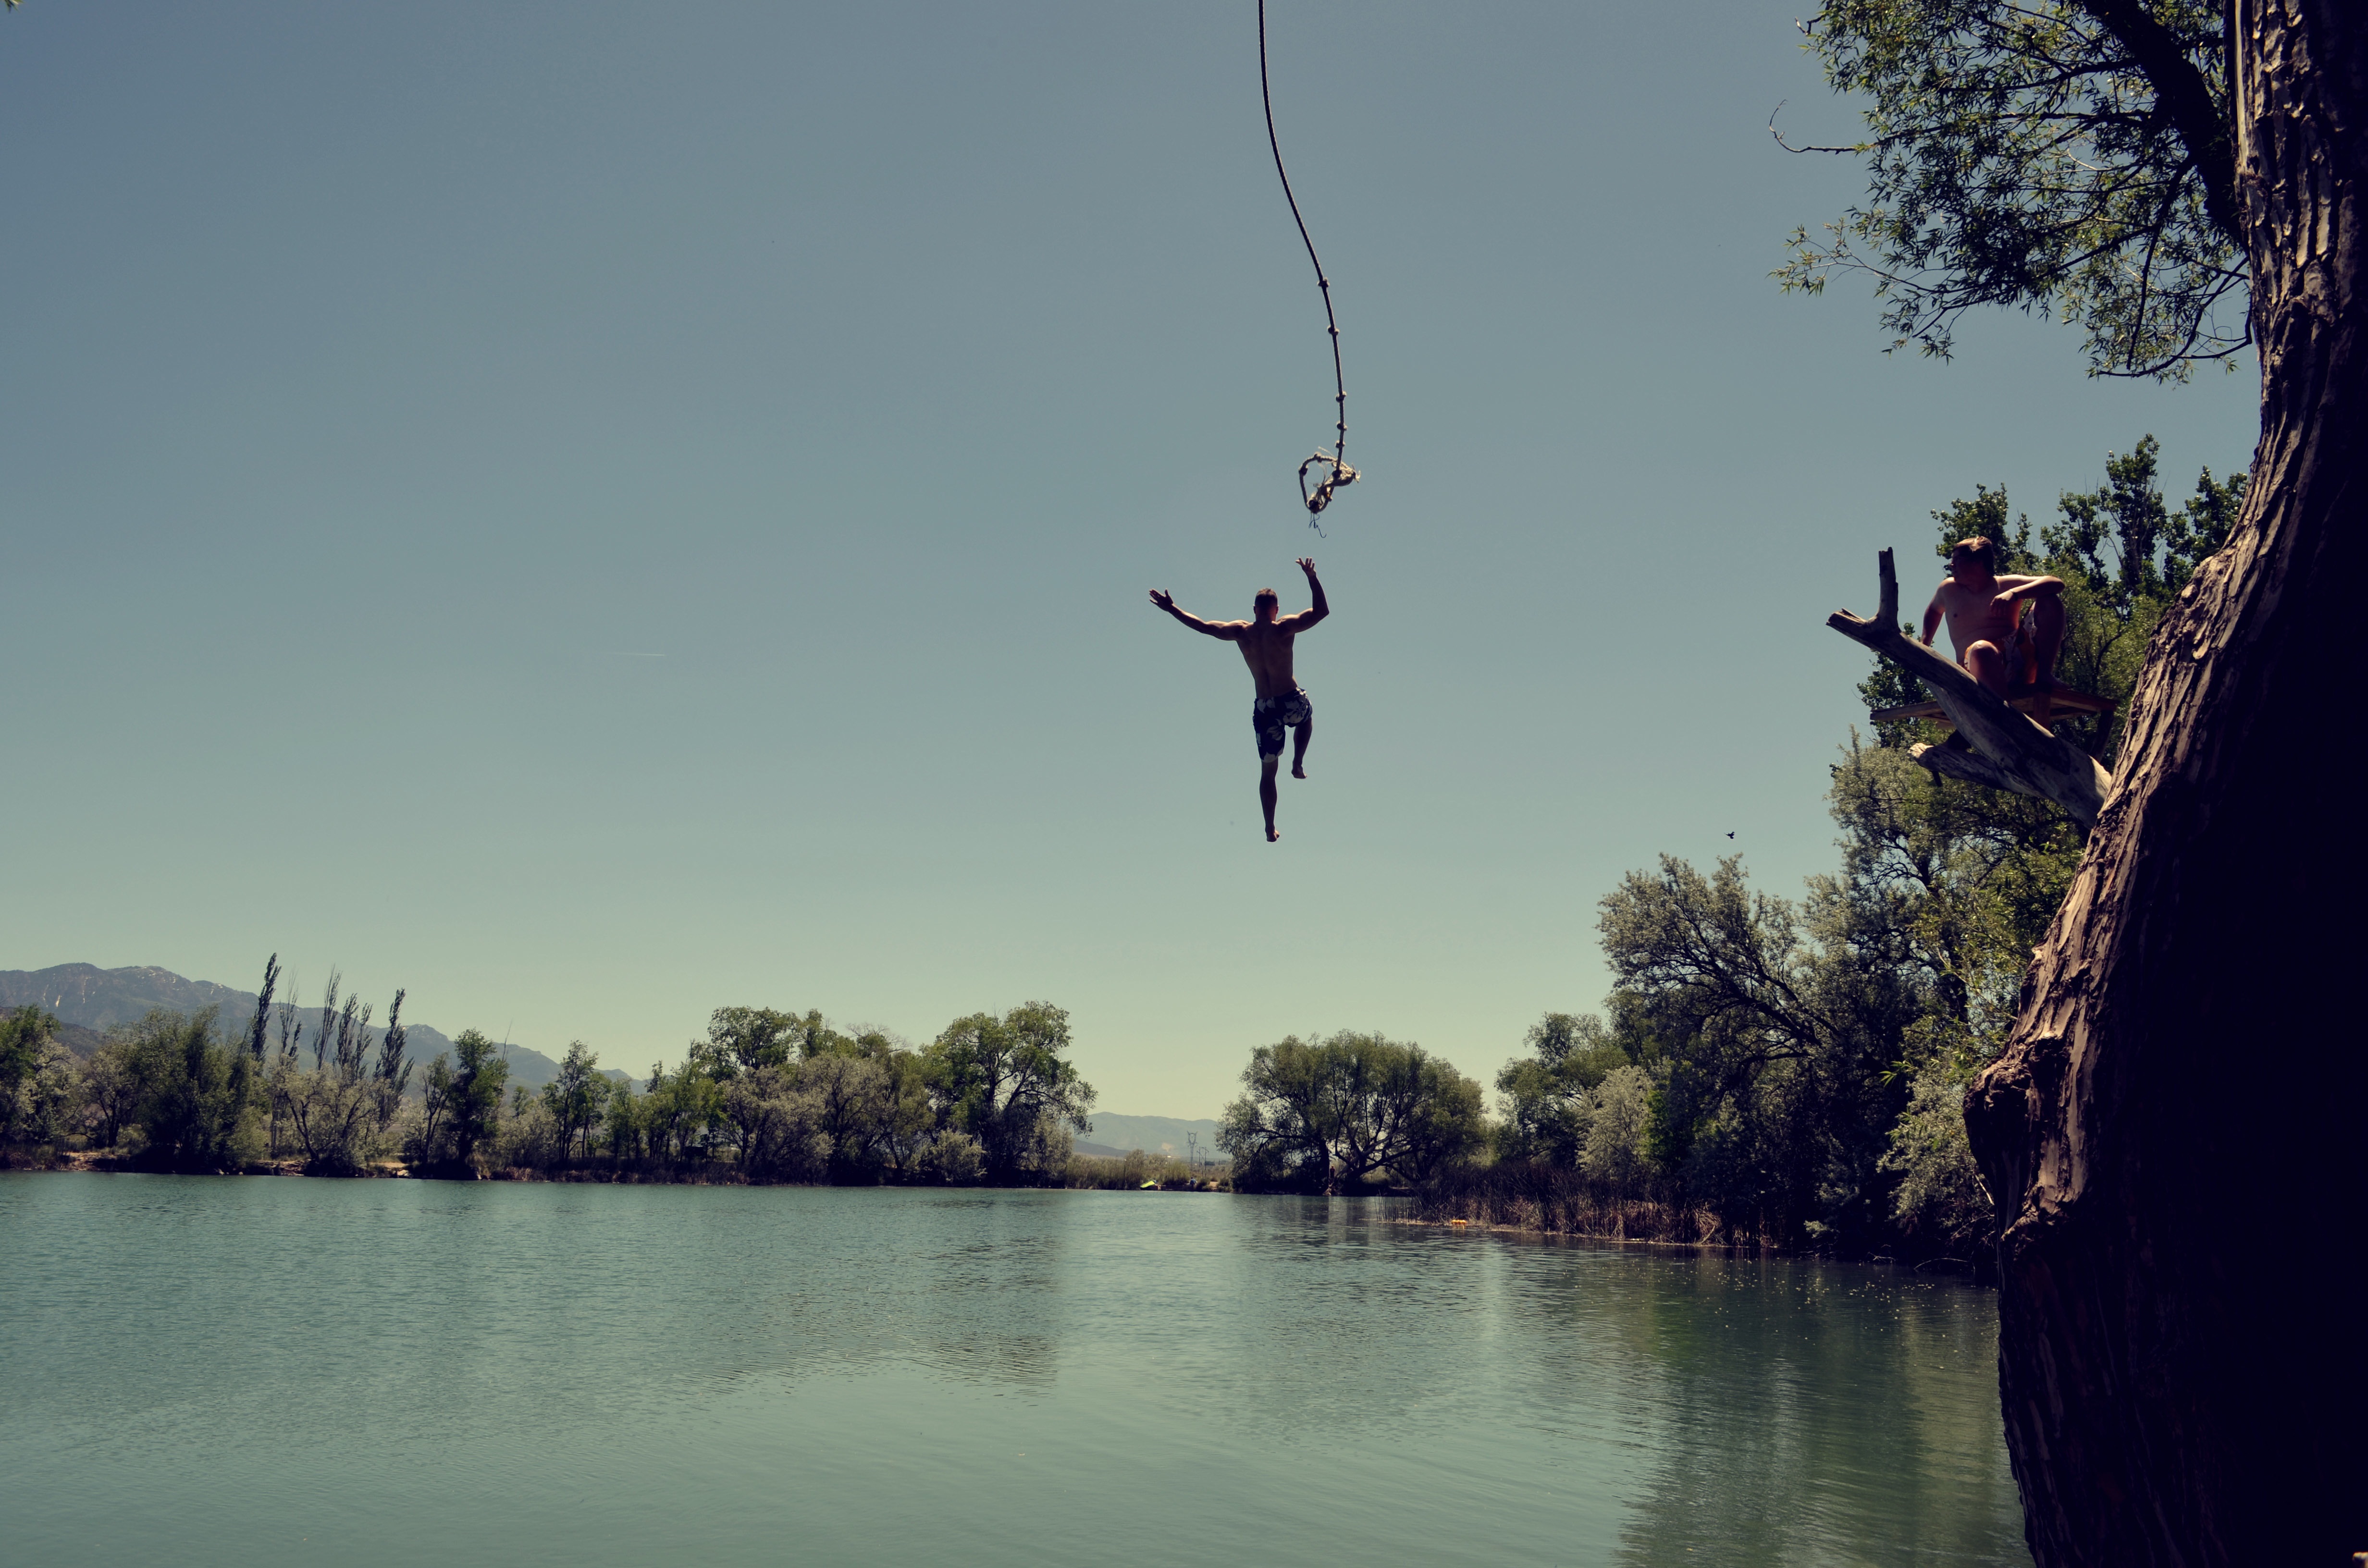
[1964,638,2009,696]
[1260,755,1281,841]
[2027,597,2065,724]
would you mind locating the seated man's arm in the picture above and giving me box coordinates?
[1280,556,1329,631]
[1990,574,2065,612]
[1148,588,1244,639]
[1920,585,1947,646]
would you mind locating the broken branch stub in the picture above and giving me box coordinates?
[1829,548,2110,829]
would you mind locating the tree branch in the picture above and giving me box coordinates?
[1828,549,2111,829]
[2072,0,2241,249]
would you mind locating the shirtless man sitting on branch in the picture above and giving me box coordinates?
[1148,557,1328,843]
[1921,535,2066,724]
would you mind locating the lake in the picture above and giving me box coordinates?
[0,1175,2027,1566]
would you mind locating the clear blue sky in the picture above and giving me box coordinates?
[0,1,2255,1117]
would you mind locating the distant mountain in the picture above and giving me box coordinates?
[1083,1113,1223,1162]
[0,963,592,1091]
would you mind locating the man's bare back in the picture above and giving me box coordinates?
[1148,557,1329,841]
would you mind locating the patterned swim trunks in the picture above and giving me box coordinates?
[1251,686,1313,760]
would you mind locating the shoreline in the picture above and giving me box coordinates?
[18,1150,1234,1191]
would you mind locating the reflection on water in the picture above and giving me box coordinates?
[0,1176,2026,1567]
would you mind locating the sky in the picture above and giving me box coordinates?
[0,1,2258,1119]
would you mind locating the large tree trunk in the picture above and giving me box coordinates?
[1965,3,2368,1563]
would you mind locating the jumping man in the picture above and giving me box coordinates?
[1922,535,2067,724]
[1148,557,1328,842]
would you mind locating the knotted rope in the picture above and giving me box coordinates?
[1259,0,1357,530]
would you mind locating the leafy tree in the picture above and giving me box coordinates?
[720,1066,827,1181]
[1598,855,1916,1248]
[1579,1066,1656,1194]
[119,1008,260,1171]
[1390,1054,1488,1184]
[1,1006,57,1113]
[271,982,395,1175]
[495,1089,563,1171]
[920,1129,984,1184]
[1217,1035,1338,1191]
[924,1003,1094,1184]
[412,1029,509,1172]
[1493,1012,1629,1164]
[874,1050,938,1179]
[372,989,413,1133]
[78,1040,140,1150]
[1,1005,77,1152]
[604,1076,653,1164]
[1220,1031,1486,1192]
[640,1054,723,1166]
[1778,0,2244,379]
[245,954,280,1064]
[540,1040,611,1163]
[789,1010,857,1060]
[702,1007,803,1076]
[804,1053,888,1181]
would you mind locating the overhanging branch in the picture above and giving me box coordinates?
[2072,0,2242,250]
[1829,549,2111,829]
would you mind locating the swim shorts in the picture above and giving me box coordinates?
[1252,686,1312,760]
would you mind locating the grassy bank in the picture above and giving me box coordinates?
[1410,1163,1787,1250]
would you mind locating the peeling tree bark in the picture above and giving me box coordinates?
[1959,3,2368,1563]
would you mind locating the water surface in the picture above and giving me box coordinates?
[0,1175,2026,1565]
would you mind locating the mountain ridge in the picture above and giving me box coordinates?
[0,962,585,1090]
[1080,1114,1223,1163]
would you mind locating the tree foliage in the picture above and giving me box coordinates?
[924,1002,1095,1184]
[1,1005,77,1153]
[1219,1031,1485,1192]
[1777,0,2245,379]
[410,1029,511,1172]
[1470,439,2247,1254]
[27,964,1106,1189]
[116,1008,259,1171]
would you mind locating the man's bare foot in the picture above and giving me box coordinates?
[1267,826,1280,842]
[1291,763,1307,780]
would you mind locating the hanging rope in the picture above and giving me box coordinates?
[1259,0,1357,530]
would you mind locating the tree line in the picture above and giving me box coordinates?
[1,979,1114,1188]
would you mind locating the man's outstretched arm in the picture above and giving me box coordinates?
[1148,588,1244,639]
[1282,557,1328,631]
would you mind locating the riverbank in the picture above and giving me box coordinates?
[1407,1161,1989,1275]
[27,1146,1231,1191]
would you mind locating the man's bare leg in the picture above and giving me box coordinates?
[2027,597,2066,726]
[1941,640,2013,751]
[1259,756,1281,841]
[1965,639,2010,697]
[1290,717,1312,779]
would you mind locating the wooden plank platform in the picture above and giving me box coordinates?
[1871,689,2116,727]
